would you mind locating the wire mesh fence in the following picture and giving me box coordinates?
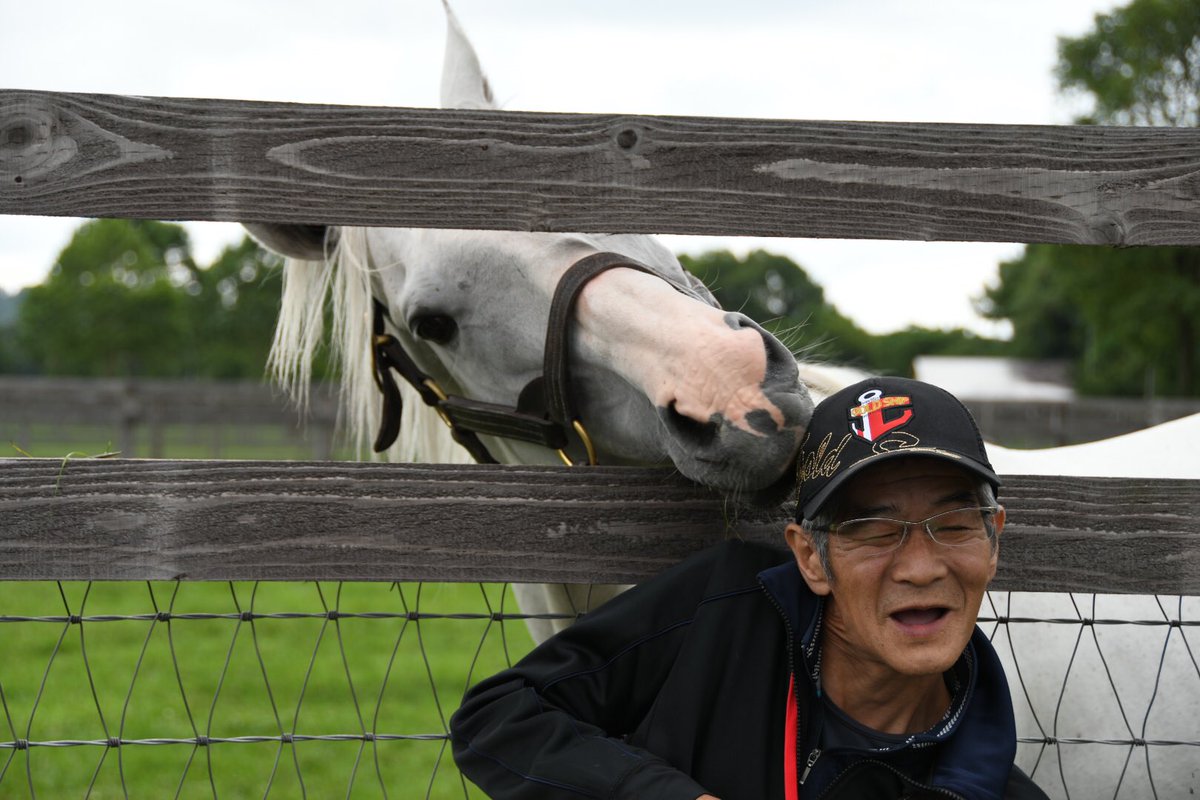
[0,580,551,799]
[0,582,1197,798]
[984,591,1200,800]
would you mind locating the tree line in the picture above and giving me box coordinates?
[1,0,1197,396]
[2,217,1194,397]
[0,219,295,380]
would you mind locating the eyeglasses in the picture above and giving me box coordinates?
[826,506,999,557]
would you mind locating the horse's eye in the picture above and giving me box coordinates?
[411,313,457,344]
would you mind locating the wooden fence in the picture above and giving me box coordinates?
[0,375,338,459]
[1,87,1199,586]
[3,85,1200,800]
[2,458,1198,594]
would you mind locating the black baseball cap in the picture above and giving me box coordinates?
[794,376,1000,521]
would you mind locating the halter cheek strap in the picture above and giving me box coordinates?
[370,251,661,466]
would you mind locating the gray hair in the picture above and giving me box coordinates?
[801,480,999,582]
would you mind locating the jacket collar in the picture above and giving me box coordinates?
[758,561,1017,799]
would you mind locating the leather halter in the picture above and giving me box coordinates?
[370,252,666,466]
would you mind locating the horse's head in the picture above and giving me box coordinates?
[244,2,816,496]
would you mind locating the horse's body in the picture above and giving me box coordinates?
[246,4,1198,796]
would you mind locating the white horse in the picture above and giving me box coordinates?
[247,4,1199,797]
[247,3,825,644]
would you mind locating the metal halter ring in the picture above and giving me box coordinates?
[421,378,455,429]
[556,419,598,467]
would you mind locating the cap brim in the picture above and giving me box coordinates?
[799,447,1001,521]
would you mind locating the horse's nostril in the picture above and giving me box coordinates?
[663,401,719,447]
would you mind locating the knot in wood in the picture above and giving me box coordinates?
[615,128,639,149]
[1089,212,1127,245]
[0,101,75,180]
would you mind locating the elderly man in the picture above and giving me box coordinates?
[451,377,1048,799]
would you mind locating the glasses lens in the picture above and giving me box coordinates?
[926,507,991,546]
[834,519,906,554]
[833,507,993,557]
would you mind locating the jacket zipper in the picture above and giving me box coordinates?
[799,748,821,785]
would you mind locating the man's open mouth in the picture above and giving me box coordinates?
[890,607,949,626]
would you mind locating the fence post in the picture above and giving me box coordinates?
[118,380,141,457]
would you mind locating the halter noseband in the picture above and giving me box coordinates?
[370,252,664,466]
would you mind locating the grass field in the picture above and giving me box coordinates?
[0,580,537,798]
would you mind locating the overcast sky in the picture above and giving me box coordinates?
[1,0,1120,335]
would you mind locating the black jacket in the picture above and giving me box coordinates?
[451,540,1048,800]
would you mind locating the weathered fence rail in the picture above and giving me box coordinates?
[4,90,1200,245]
[2,458,1198,594]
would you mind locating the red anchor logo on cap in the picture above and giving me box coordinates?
[849,389,913,443]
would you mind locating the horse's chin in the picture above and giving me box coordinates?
[736,463,800,508]
[665,426,802,505]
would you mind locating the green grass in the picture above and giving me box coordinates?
[0,578,536,797]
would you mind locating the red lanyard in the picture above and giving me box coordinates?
[785,674,799,800]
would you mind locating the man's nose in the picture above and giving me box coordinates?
[889,525,949,584]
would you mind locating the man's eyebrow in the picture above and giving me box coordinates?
[936,488,978,506]
[847,488,976,518]
[844,502,896,518]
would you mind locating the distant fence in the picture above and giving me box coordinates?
[0,376,338,459]
[3,376,1197,457]
[965,396,1200,447]
[3,88,1200,798]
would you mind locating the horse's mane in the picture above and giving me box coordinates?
[269,227,468,464]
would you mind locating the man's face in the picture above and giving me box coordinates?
[788,457,1002,678]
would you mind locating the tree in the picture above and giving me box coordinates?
[979,0,1200,396]
[16,219,198,377]
[184,237,286,379]
[14,220,296,380]
[982,245,1200,395]
[681,250,1004,377]
[0,289,34,373]
[1057,0,1200,126]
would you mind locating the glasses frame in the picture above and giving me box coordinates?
[825,505,1000,558]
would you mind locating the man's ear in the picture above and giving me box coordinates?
[785,523,832,596]
[987,505,1005,582]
